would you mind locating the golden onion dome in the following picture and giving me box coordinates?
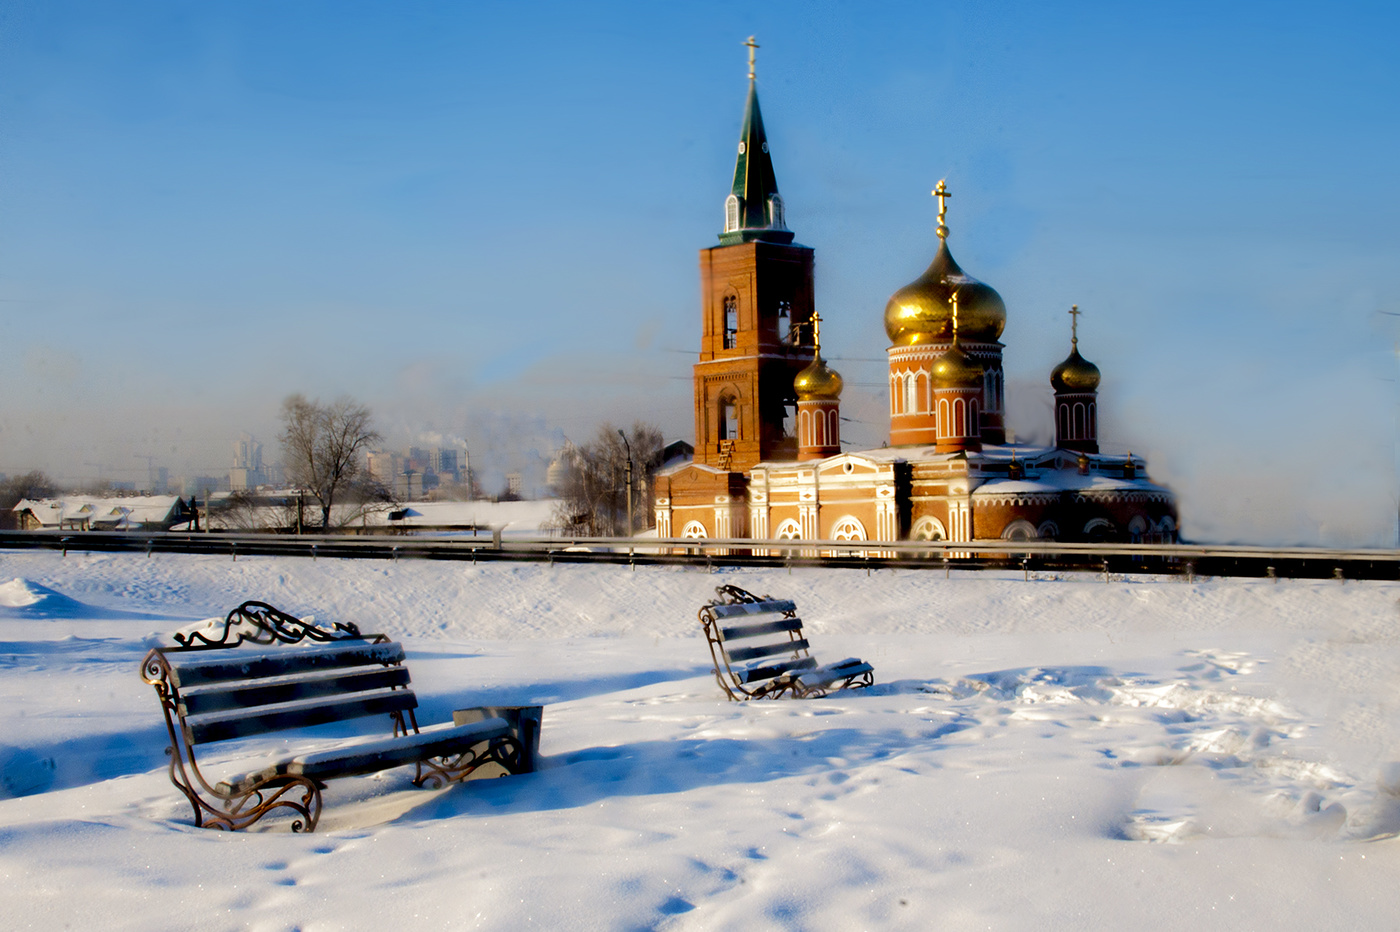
[932,339,984,388]
[1051,345,1101,393]
[884,240,1007,346]
[794,352,843,401]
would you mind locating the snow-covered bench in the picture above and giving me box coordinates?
[139,600,531,832]
[698,585,874,700]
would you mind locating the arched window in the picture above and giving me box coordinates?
[724,195,740,233]
[831,516,867,541]
[1154,516,1177,544]
[798,409,810,446]
[905,374,917,414]
[914,372,928,412]
[1088,402,1097,438]
[1002,519,1037,541]
[890,373,901,415]
[768,194,785,229]
[1073,403,1086,439]
[828,410,840,446]
[776,300,791,342]
[911,517,945,540]
[953,398,966,436]
[682,521,707,539]
[1037,520,1060,541]
[723,295,738,349]
[1084,518,1115,542]
[775,519,801,540]
[938,398,950,436]
[1058,403,1070,442]
[1128,515,1149,544]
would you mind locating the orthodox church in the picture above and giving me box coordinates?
[654,45,1178,547]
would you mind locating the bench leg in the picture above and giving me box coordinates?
[171,764,323,832]
[414,735,526,789]
[205,776,324,832]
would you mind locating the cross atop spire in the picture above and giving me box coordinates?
[745,35,759,81]
[1069,304,1081,347]
[812,312,822,352]
[933,179,951,239]
[951,289,961,339]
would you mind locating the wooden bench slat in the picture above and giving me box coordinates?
[166,642,407,688]
[184,688,418,744]
[217,718,514,795]
[719,617,803,640]
[725,638,810,663]
[178,667,412,716]
[707,600,796,619]
[737,656,817,684]
[795,659,875,689]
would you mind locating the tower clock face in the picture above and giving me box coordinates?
[738,142,746,154]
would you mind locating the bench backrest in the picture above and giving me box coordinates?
[153,640,417,746]
[703,598,817,687]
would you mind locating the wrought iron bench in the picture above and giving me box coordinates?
[699,585,874,700]
[140,600,531,832]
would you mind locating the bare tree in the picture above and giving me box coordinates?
[0,471,56,530]
[279,394,383,530]
[550,421,663,536]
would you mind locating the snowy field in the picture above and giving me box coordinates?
[2,549,1400,931]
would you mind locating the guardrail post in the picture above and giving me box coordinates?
[1185,561,1194,583]
[1266,565,1276,582]
[146,539,153,558]
[1102,559,1110,583]
[231,542,237,562]
[311,543,317,561]
[1022,558,1029,582]
[1334,566,1344,584]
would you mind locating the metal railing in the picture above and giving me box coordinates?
[2,530,1397,580]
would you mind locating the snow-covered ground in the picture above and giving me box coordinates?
[2,549,1399,930]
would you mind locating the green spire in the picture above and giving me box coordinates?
[719,42,794,246]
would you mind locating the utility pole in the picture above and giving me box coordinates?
[618,429,633,538]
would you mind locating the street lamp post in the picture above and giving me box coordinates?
[618,429,633,538]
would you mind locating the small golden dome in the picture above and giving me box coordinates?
[1051,345,1100,393]
[932,339,983,388]
[884,240,1007,346]
[794,353,843,401]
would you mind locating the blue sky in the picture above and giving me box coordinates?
[1,1,1397,544]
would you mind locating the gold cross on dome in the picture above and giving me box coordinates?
[745,36,759,80]
[929,177,952,236]
[951,289,960,338]
[1069,304,1081,346]
[811,312,822,351]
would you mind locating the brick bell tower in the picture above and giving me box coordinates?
[693,37,817,474]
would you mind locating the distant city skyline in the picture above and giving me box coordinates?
[2,2,1397,544]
